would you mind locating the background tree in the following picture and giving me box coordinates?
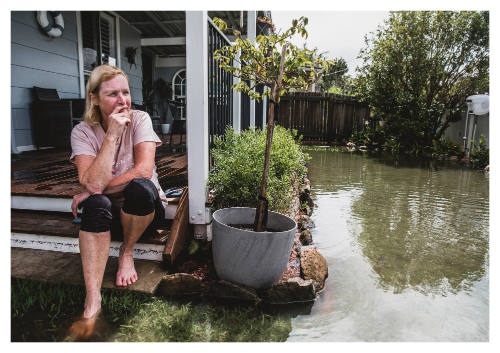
[356,11,489,154]
[213,16,333,231]
[317,57,349,93]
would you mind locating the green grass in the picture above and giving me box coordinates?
[11,278,292,342]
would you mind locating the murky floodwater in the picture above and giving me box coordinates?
[287,149,489,341]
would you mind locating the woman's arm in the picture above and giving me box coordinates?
[75,141,156,195]
[102,141,157,194]
[75,106,131,194]
[75,135,117,194]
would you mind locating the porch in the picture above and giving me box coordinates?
[11,10,269,266]
[12,10,269,227]
[11,142,188,262]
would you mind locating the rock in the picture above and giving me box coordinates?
[280,232,302,281]
[293,231,302,249]
[300,179,311,195]
[260,277,316,304]
[300,229,313,245]
[300,247,328,291]
[206,280,261,303]
[157,273,203,296]
[296,214,315,231]
[297,177,314,217]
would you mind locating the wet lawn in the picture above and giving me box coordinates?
[11,278,292,342]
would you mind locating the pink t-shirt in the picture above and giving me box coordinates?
[70,110,168,217]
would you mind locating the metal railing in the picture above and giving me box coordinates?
[207,18,233,148]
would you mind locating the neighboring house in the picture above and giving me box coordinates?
[11,10,271,243]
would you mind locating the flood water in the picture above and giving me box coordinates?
[287,149,489,341]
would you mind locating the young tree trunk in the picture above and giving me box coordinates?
[254,44,287,232]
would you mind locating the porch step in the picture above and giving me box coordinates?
[11,195,180,219]
[11,247,166,295]
[11,209,172,261]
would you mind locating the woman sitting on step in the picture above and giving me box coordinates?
[68,64,168,339]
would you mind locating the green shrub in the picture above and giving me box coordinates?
[208,126,309,212]
[470,134,489,169]
[432,138,464,157]
[349,125,386,149]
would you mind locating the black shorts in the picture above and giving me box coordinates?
[80,178,166,238]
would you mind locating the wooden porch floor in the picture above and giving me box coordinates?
[11,137,187,198]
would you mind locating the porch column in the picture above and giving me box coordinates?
[232,48,241,133]
[186,11,209,225]
[247,10,256,128]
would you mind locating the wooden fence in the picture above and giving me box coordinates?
[276,92,370,144]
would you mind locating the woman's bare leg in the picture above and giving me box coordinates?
[78,230,111,317]
[116,209,155,286]
[68,230,110,340]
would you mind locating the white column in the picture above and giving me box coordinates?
[76,12,85,98]
[247,11,256,128]
[232,49,241,133]
[186,11,209,225]
[115,15,122,70]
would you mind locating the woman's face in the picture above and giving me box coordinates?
[91,74,131,120]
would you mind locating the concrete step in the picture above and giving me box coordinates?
[11,247,166,295]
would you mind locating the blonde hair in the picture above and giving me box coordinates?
[83,65,130,126]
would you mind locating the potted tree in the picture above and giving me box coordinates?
[211,16,332,289]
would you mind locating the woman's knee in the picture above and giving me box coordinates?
[80,194,112,233]
[122,178,158,216]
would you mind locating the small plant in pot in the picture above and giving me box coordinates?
[211,16,332,289]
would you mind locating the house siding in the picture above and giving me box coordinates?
[11,11,80,151]
[154,67,185,85]
[119,18,143,105]
[11,11,144,151]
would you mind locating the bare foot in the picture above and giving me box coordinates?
[68,308,101,341]
[116,245,138,287]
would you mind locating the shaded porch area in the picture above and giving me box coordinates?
[11,142,187,199]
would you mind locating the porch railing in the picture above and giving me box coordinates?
[207,18,233,148]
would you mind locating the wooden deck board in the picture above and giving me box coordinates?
[11,209,172,245]
[11,146,188,198]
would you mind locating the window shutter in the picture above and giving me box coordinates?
[81,12,98,74]
[100,16,111,64]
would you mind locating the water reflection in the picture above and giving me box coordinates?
[308,149,489,296]
[287,149,489,341]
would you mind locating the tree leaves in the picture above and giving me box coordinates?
[356,11,489,153]
[212,16,332,99]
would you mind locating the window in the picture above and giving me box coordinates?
[81,12,117,83]
[172,69,186,119]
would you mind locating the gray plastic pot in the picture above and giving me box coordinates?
[212,207,297,289]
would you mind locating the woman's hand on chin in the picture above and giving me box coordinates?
[106,105,131,139]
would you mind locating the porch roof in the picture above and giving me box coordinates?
[115,11,270,58]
